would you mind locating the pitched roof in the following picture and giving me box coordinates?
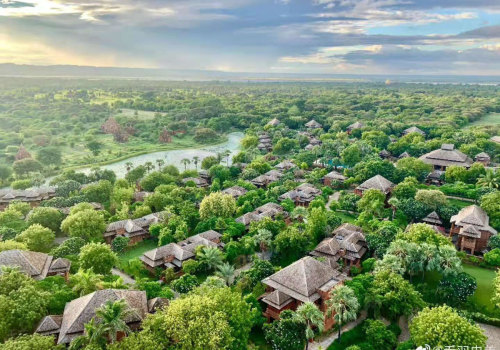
[262,256,340,303]
[402,126,426,136]
[475,152,490,160]
[221,186,248,198]
[57,289,148,344]
[356,175,394,194]
[305,119,322,129]
[278,183,321,203]
[0,250,52,280]
[267,118,280,126]
[36,315,63,335]
[346,121,364,130]
[324,170,346,182]
[422,211,443,226]
[419,144,473,168]
[450,205,497,235]
[275,160,296,171]
[262,290,293,309]
[49,258,71,273]
[399,151,411,159]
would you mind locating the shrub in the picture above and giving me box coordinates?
[111,236,130,253]
[170,273,199,293]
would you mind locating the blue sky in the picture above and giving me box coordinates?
[0,0,499,75]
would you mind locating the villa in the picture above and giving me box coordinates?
[0,187,56,211]
[0,250,70,281]
[419,144,473,171]
[354,174,394,197]
[278,183,322,207]
[104,211,167,245]
[236,202,288,228]
[402,126,426,137]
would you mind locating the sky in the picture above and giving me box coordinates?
[1,0,500,75]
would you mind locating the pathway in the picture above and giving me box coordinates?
[111,268,136,285]
[326,192,341,210]
[479,323,500,349]
[234,261,253,278]
[309,311,367,350]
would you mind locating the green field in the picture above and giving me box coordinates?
[118,239,157,264]
[466,113,500,128]
[463,264,497,315]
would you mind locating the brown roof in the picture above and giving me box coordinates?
[0,187,56,204]
[278,183,321,203]
[324,171,346,182]
[221,186,248,199]
[105,212,166,237]
[490,136,500,144]
[305,119,322,129]
[262,290,293,309]
[475,152,490,161]
[450,205,497,235]
[275,160,296,171]
[346,121,364,131]
[419,144,473,168]
[0,250,52,280]
[356,175,394,194]
[56,289,148,344]
[262,256,342,303]
[267,118,280,126]
[402,126,426,136]
[182,177,209,187]
[422,211,443,226]
[312,223,367,261]
[36,315,63,335]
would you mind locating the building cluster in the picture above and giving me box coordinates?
[104,211,168,245]
[0,187,56,211]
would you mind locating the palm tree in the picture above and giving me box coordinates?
[292,206,309,223]
[181,158,191,171]
[99,277,128,290]
[294,302,324,350]
[197,246,224,271]
[125,162,133,173]
[477,169,499,189]
[438,245,462,276]
[387,197,400,220]
[254,228,273,252]
[420,243,440,281]
[326,285,359,343]
[216,263,235,285]
[192,156,200,170]
[70,269,104,297]
[69,319,105,350]
[404,244,423,282]
[144,161,154,173]
[156,159,165,171]
[95,299,133,344]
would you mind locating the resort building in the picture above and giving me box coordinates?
[274,160,297,172]
[104,212,167,245]
[346,121,364,134]
[266,118,280,127]
[0,250,70,280]
[262,256,347,330]
[419,144,473,171]
[310,223,367,268]
[36,289,157,344]
[251,170,284,188]
[140,230,223,273]
[323,171,346,186]
[221,186,248,199]
[450,205,497,255]
[305,119,322,129]
[278,183,322,207]
[236,202,288,228]
[475,152,491,166]
[0,187,56,211]
[354,175,394,197]
[422,211,445,234]
[182,177,209,188]
[402,126,426,137]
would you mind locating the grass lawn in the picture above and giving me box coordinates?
[447,198,476,209]
[463,264,497,315]
[465,113,500,128]
[336,211,358,223]
[118,239,157,264]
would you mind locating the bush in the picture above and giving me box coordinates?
[111,236,130,253]
[182,260,200,275]
[362,258,376,272]
[170,273,199,293]
[50,237,86,258]
[484,248,500,267]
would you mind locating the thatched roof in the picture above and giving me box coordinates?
[305,119,322,129]
[275,160,296,171]
[15,145,32,161]
[402,126,426,136]
[56,289,147,344]
[356,175,394,194]
[0,250,52,280]
[324,171,346,182]
[475,152,490,161]
[346,121,364,131]
[451,205,497,235]
[36,315,63,335]
[399,151,411,159]
[147,297,169,313]
[419,144,473,168]
[262,290,293,309]
[279,183,321,203]
[267,118,280,126]
[182,177,209,187]
[422,211,443,226]
[263,256,342,303]
[0,187,56,204]
[105,212,166,237]
[236,202,287,226]
[312,223,367,261]
[222,186,248,199]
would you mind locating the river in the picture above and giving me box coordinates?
[77,131,244,178]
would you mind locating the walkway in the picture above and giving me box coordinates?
[111,268,136,285]
[326,192,341,210]
[479,323,500,348]
[310,311,367,350]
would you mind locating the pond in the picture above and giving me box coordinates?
[78,131,244,178]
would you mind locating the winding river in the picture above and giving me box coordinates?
[78,131,244,178]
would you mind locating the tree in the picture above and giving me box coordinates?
[357,189,385,217]
[274,137,298,154]
[0,240,27,252]
[400,223,453,247]
[181,158,191,171]
[241,135,259,149]
[392,176,419,199]
[141,285,255,350]
[395,158,432,182]
[192,156,200,170]
[194,128,218,143]
[95,299,134,344]
[61,209,107,241]
[365,221,399,258]
[477,169,499,189]
[484,248,500,266]
[0,164,13,185]
[445,165,468,183]
[216,262,235,285]
[437,271,476,306]
[12,158,43,177]
[156,159,165,171]
[409,306,486,348]
[51,237,86,258]
[367,269,425,320]
[27,207,64,232]
[481,191,500,230]
[0,268,49,341]
[253,228,273,252]
[111,236,130,253]
[264,310,305,350]
[306,207,328,240]
[363,319,397,350]
[16,224,55,252]
[326,286,359,342]
[341,144,361,167]
[170,274,199,293]
[273,226,311,262]
[69,269,105,297]
[201,156,219,170]
[199,192,236,219]
[1,334,63,350]
[197,246,224,271]
[87,140,103,156]
[36,146,62,167]
[82,180,113,204]
[79,243,118,275]
[493,270,500,308]
[69,318,106,350]
[415,189,447,210]
[294,302,324,350]
[362,130,390,149]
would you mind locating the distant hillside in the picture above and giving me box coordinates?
[0,63,499,84]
